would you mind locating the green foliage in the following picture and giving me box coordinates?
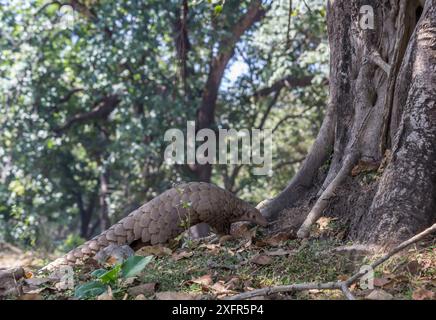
[74,255,153,299]
[0,0,328,246]
[74,281,107,299]
[121,255,154,278]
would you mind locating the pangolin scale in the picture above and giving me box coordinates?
[43,182,267,270]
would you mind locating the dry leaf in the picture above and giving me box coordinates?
[24,271,33,279]
[316,217,336,231]
[136,245,172,257]
[365,289,393,300]
[135,294,146,300]
[97,286,113,300]
[192,274,213,286]
[97,293,113,300]
[106,256,119,266]
[199,243,221,255]
[172,250,193,261]
[373,276,394,288]
[250,254,273,266]
[262,232,294,247]
[412,288,434,300]
[155,291,199,300]
[18,293,43,300]
[224,277,240,291]
[128,283,158,296]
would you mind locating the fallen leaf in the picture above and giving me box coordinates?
[224,277,241,291]
[18,293,43,300]
[412,288,434,300]
[127,283,158,296]
[373,276,394,288]
[24,271,33,279]
[250,254,273,266]
[262,232,294,247]
[192,274,213,286]
[135,294,146,300]
[211,281,227,293]
[316,217,336,231]
[365,289,393,300]
[172,250,193,261]
[136,245,172,257]
[155,291,200,300]
[106,256,119,266]
[97,286,113,300]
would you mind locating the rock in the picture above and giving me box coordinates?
[365,289,394,300]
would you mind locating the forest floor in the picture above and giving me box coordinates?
[1,221,435,300]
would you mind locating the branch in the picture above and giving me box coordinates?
[58,88,84,104]
[254,75,313,98]
[272,105,316,133]
[54,95,120,133]
[227,223,436,300]
[257,89,281,130]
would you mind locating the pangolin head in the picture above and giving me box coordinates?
[234,204,268,227]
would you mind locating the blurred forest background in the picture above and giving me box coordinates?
[0,0,328,251]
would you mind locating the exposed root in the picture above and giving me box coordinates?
[297,152,359,238]
[227,223,436,300]
[258,103,336,220]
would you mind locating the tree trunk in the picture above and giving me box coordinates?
[261,0,435,245]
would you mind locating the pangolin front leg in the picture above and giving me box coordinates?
[42,182,267,271]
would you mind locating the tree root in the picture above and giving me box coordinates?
[226,223,436,300]
[297,152,359,238]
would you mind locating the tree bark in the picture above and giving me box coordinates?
[262,0,435,244]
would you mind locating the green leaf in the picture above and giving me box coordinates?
[214,5,223,15]
[91,269,107,278]
[74,281,106,299]
[121,255,153,278]
[99,264,121,284]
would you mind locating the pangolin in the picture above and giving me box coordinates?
[43,182,267,270]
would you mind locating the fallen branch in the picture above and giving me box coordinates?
[227,223,436,300]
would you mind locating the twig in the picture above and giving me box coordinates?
[227,223,436,300]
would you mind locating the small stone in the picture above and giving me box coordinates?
[365,289,394,300]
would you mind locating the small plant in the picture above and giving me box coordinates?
[74,255,153,299]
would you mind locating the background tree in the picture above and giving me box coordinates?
[0,0,327,247]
